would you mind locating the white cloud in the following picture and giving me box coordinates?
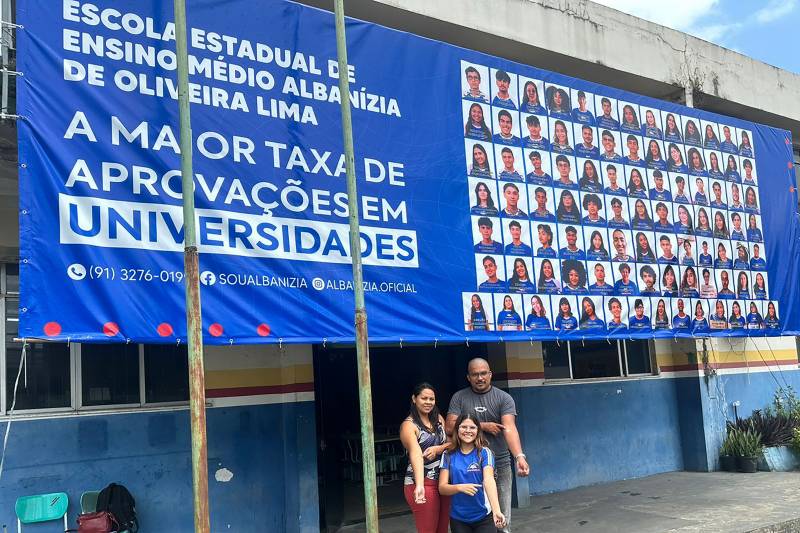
[591,0,719,31]
[754,0,797,23]
[691,22,742,43]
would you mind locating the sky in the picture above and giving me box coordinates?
[592,0,800,74]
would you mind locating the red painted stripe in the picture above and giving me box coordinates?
[206,382,314,398]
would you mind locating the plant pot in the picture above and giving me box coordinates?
[736,456,759,473]
[719,455,736,472]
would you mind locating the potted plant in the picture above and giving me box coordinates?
[735,429,763,473]
[719,431,737,472]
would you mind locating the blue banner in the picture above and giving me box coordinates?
[17,0,800,343]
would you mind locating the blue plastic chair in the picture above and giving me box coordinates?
[15,492,69,532]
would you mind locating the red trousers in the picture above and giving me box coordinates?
[403,478,451,533]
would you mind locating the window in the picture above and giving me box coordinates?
[80,343,140,406]
[144,344,189,404]
[543,340,653,380]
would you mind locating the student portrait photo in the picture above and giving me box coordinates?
[683,118,702,146]
[476,254,507,293]
[765,301,780,330]
[633,230,657,263]
[503,219,533,256]
[579,295,606,330]
[461,62,490,103]
[679,265,700,298]
[691,175,709,206]
[708,299,728,330]
[687,147,707,177]
[602,163,625,196]
[557,224,586,259]
[560,259,588,295]
[610,228,634,262]
[495,146,524,182]
[519,77,546,114]
[648,169,672,201]
[652,297,672,329]
[499,181,528,218]
[724,154,741,183]
[645,138,667,170]
[606,296,628,330]
[581,192,606,226]
[745,300,765,329]
[588,261,614,295]
[719,125,738,154]
[507,257,536,294]
[705,150,725,180]
[738,130,754,158]
[492,109,521,146]
[595,95,620,130]
[465,140,493,178]
[600,129,623,163]
[728,300,746,329]
[529,186,556,221]
[553,295,579,332]
[552,154,578,189]
[469,178,500,216]
[701,120,721,151]
[709,180,727,209]
[585,228,611,261]
[574,124,600,158]
[712,209,730,239]
[549,119,574,154]
[671,174,691,204]
[674,204,694,234]
[715,268,735,300]
[671,297,691,330]
[571,89,596,125]
[735,270,751,300]
[714,239,732,269]
[641,107,663,139]
[555,189,581,223]
[638,265,659,295]
[522,114,550,151]
[730,213,746,241]
[626,167,648,198]
[629,198,654,230]
[525,150,553,186]
[744,185,760,213]
[693,207,713,238]
[618,101,641,135]
[752,271,769,300]
[660,264,679,296]
[667,143,687,173]
[628,297,652,329]
[607,196,630,229]
[741,158,758,186]
[534,223,558,258]
[691,299,710,333]
[491,68,518,109]
[577,158,603,192]
[678,236,696,266]
[463,292,493,331]
[727,182,744,211]
[535,257,562,294]
[623,134,645,166]
[653,202,674,233]
[463,101,493,141]
[749,241,766,270]
[494,293,524,330]
[699,267,717,298]
[525,294,553,330]
[657,233,678,264]
[473,216,504,254]
[663,113,683,143]
[545,83,572,119]
[613,262,639,295]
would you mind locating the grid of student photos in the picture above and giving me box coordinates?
[459,61,780,334]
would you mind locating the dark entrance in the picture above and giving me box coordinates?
[314,343,487,531]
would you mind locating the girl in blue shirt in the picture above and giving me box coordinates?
[645,139,667,170]
[667,143,687,173]
[469,144,492,178]
[753,273,767,300]
[729,301,746,329]
[663,114,682,143]
[631,200,654,230]
[684,120,702,146]
[579,297,605,330]
[642,110,663,139]
[620,105,640,134]
[692,301,709,332]
[709,300,728,330]
[744,187,759,213]
[520,81,546,114]
[747,214,763,242]
[765,301,779,329]
[703,125,720,150]
[695,208,712,238]
[587,230,610,260]
[746,302,764,329]
[555,297,578,331]
[439,413,505,532]
[653,299,671,329]
[467,294,490,331]
[680,267,700,298]
[739,131,754,158]
[470,182,498,217]
[725,155,741,183]
[526,295,552,330]
[626,169,647,198]
[508,259,535,294]
[537,259,562,294]
[496,295,523,331]
[464,104,491,141]
[736,272,750,300]
[707,152,724,179]
[662,265,679,297]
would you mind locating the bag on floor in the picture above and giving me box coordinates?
[66,510,118,533]
[97,482,139,532]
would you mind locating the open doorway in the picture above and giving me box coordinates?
[314,343,487,531]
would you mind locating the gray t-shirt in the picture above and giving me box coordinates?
[448,386,517,460]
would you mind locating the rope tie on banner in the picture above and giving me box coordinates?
[0,339,28,481]
[465,338,469,347]
[434,337,438,349]
[399,338,403,349]
[322,338,327,349]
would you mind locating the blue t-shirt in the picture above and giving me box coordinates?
[673,193,691,204]
[629,315,651,329]
[505,242,533,256]
[493,133,520,146]
[471,310,488,331]
[750,257,766,270]
[643,125,663,139]
[555,315,578,330]
[509,280,535,294]
[692,318,709,331]
[694,192,708,206]
[698,253,713,267]
[673,314,691,329]
[465,124,491,141]
[478,280,506,293]
[614,280,639,295]
[497,310,522,329]
[525,315,551,330]
[526,172,553,186]
[441,447,494,524]
[492,96,516,110]
[575,145,600,159]
[559,247,585,260]
[725,170,741,183]
[581,317,606,330]
[746,313,763,329]
[765,316,780,329]
[498,170,523,182]
[731,230,745,241]
[589,283,614,295]
[521,103,546,115]
[538,279,561,294]
[523,136,550,151]
[572,108,595,125]
[720,140,737,153]
[474,241,503,254]
[729,315,745,329]
[561,284,587,295]
[597,115,620,131]
[747,228,763,242]
[536,246,557,258]
[681,288,699,298]
[649,189,673,201]
[658,255,678,265]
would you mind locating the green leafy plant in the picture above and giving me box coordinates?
[725,427,763,458]
[792,428,800,454]
[727,410,795,447]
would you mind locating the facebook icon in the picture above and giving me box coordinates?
[200,271,217,286]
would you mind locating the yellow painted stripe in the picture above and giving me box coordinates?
[205,364,314,389]
[506,356,544,373]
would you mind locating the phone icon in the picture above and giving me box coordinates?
[67,263,87,281]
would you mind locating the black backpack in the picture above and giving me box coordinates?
[97,483,139,532]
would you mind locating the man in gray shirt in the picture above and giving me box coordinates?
[447,358,530,532]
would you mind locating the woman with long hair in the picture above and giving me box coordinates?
[496,295,523,331]
[401,383,450,533]
[654,298,670,329]
[537,259,562,294]
[765,301,779,329]
[680,266,699,297]
[470,182,498,216]
[709,300,727,329]
[551,119,573,153]
[703,124,720,150]
[556,189,580,223]
[662,265,678,296]
[747,214,763,242]
[708,152,723,178]
[736,271,750,299]
[464,103,491,141]
[579,160,602,192]
[713,211,729,239]
[627,168,647,198]
[729,301,745,328]
[587,230,610,260]
[667,143,687,172]
[635,232,656,262]
[692,300,709,331]
[645,139,666,169]
[675,205,694,234]
[469,144,492,177]
[525,295,551,330]
[508,259,535,294]
[746,301,764,329]
[753,272,767,300]
[439,413,506,532]
[687,148,706,175]
[643,109,663,139]
[695,208,712,237]
[684,120,701,145]
[579,297,605,329]
[546,87,571,117]
[744,186,759,213]
[739,131,753,157]
[467,294,489,331]
[631,199,654,230]
[664,113,682,142]
[554,297,578,330]
[725,155,741,182]
[520,81,545,114]
[621,104,640,133]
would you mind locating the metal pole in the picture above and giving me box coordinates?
[173,1,211,532]
[333,1,379,531]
